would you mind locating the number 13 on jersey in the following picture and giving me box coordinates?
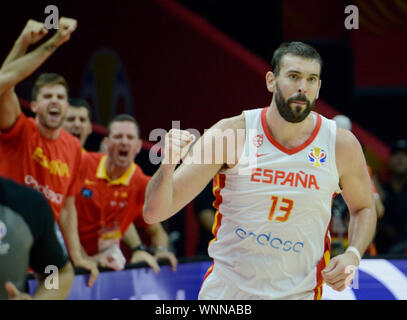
[268,196,294,222]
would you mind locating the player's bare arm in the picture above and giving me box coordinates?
[143,114,245,224]
[0,19,48,130]
[336,128,377,254]
[59,195,99,287]
[0,17,77,130]
[2,20,48,69]
[322,128,377,291]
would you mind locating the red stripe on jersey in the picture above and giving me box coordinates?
[210,174,225,241]
[314,221,332,300]
[212,173,226,210]
[199,262,214,293]
[200,174,227,294]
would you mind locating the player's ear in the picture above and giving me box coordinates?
[86,122,92,136]
[31,101,38,113]
[265,71,275,93]
[101,137,109,152]
[135,138,142,156]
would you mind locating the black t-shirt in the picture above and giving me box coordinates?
[0,177,68,299]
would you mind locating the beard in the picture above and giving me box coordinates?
[274,83,316,123]
[37,111,65,130]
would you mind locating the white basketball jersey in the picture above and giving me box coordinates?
[203,107,341,300]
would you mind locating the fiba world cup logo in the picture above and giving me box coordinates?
[308,147,327,167]
[0,221,7,241]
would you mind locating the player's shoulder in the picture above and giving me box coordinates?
[23,113,36,128]
[335,127,365,175]
[214,106,265,131]
[335,127,362,153]
[1,112,35,136]
[213,112,246,131]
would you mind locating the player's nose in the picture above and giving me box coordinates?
[50,95,60,104]
[119,136,130,146]
[297,78,308,93]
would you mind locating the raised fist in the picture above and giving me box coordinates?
[18,19,48,47]
[51,17,78,47]
[163,129,196,165]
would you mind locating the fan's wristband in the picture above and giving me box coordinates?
[346,246,361,264]
[155,246,169,254]
[132,244,148,253]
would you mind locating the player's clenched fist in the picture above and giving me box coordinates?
[18,20,48,47]
[321,251,359,292]
[163,129,195,165]
[50,17,78,47]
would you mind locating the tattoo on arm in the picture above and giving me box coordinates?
[44,43,57,52]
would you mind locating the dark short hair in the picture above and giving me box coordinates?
[32,73,69,101]
[106,114,140,137]
[271,41,323,76]
[68,97,92,121]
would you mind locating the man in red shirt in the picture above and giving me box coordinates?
[63,98,93,150]
[76,114,177,272]
[0,18,98,286]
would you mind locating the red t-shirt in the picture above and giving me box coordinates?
[0,113,82,220]
[77,152,150,255]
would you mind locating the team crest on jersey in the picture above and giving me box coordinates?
[253,134,264,148]
[81,187,93,199]
[308,147,327,167]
